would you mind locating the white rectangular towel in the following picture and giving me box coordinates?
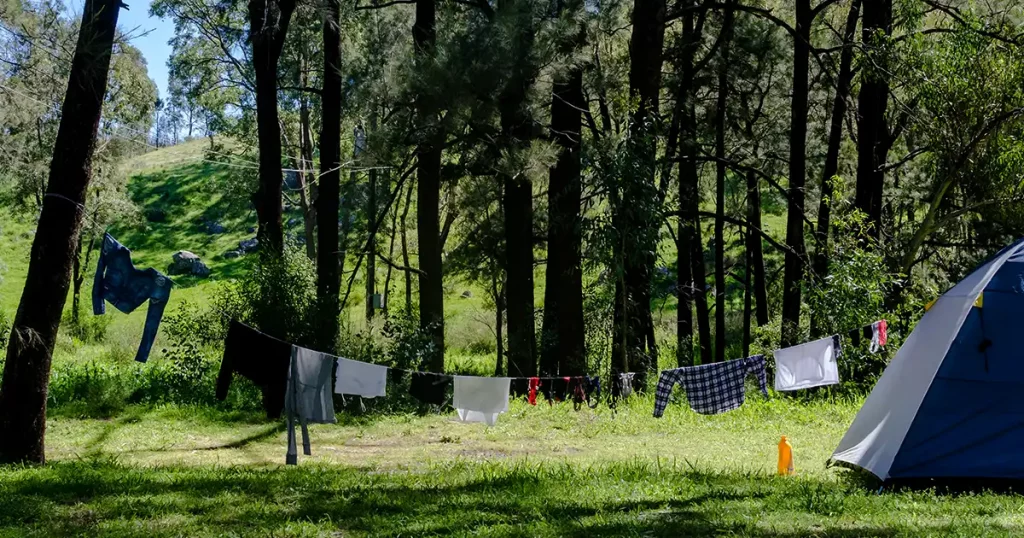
[334,357,388,398]
[453,376,510,426]
[286,346,337,465]
[773,335,841,391]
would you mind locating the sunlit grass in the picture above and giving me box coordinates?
[1,396,1022,536]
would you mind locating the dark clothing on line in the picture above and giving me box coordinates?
[847,328,861,347]
[409,372,451,406]
[92,233,173,363]
[216,320,291,418]
[543,377,570,402]
[586,376,601,409]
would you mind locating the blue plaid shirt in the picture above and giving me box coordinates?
[653,355,768,416]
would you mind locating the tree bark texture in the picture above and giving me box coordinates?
[415,0,444,371]
[0,0,122,464]
[712,4,734,363]
[316,0,342,350]
[781,0,811,347]
[854,0,893,240]
[540,67,586,376]
[500,0,537,378]
[249,0,297,255]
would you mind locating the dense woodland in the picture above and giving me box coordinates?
[2,0,1024,463]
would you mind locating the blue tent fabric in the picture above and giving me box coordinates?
[888,260,1024,479]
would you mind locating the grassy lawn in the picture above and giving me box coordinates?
[3,396,1024,536]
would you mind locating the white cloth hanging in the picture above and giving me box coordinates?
[453,376,510,426]
[334,357,388,398]
[773,335,841,391]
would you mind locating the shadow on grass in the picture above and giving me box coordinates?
[113,161,261,284]
[0,458,1010,537]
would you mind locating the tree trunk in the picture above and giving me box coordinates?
[677,2,710,366]
[781,0,811,347]
[811,0,860,336]
[298,69,318,261]
[493,280,505,376]
[383,173,398,316]
[854,0,893,240]
[415,0,444,371]
[540,67,586,376]
[746,170,769,327]
[742,229,752,358]
[0,0,121,464]
[616,0,665,386]
[500,0,537,378]
[712,4,734,363]
[71,218,99,329]
[400,179,414,313]
[248,0,296,256]
[366,116,378,322]
[316,0,343,350]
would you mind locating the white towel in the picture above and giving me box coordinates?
[773,335,841,391]
[334,357,388,398]
[453,376,510,426]
[285,346,337,465]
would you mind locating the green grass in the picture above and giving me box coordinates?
[3,397,1024,536]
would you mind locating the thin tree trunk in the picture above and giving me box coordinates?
[855,0,892,240]
[493,280,505,376]
[746,169,769,327]
[298,66,318,260]
[400,179,414,313]
[0,0,121,463]
[383,173,398,316]
[742,229,752,358]
[366,115,378,322]
[415,0,444,371]
[811,0,860,336]
[540,67,585,376]
[712,4,734,363]
[248,0,296,256]
[781,0,811,347]
[677,2,710,366]
[316,0,343,350]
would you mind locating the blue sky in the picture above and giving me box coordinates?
[116,0,174,99]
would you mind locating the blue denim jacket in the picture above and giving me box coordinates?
[92,233,173,363]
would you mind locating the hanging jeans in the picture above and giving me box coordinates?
[92,233,173,363]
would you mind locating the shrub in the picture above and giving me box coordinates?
[61,309,111,344]
[804,195,902,392]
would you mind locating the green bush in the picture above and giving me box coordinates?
[61,309,112,344]
[0,307,9,350]
[804,196,902,392]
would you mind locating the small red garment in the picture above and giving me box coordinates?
[878,319,888,347]
[528,377,540,406]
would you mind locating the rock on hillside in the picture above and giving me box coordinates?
[169,250,211,277]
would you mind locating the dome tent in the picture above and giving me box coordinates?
[832,238,1024,481]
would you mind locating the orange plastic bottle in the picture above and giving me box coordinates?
[777,436,794,476]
